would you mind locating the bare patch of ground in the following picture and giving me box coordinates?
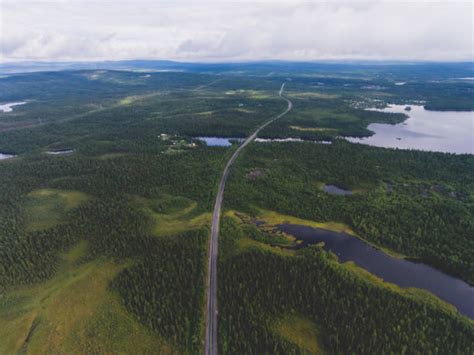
[245,168,264,180]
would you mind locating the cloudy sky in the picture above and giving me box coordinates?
[1,0,472,62]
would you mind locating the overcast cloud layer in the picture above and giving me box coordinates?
[1,0,472,62]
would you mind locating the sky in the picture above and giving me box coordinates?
[0,0,473,63]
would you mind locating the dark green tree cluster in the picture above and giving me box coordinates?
[0,223,74,288]
[111,228,208,353]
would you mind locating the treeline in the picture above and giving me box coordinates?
[218,217,474,354]
[226,140,474,285]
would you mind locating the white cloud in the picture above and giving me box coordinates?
[0,0,472,62]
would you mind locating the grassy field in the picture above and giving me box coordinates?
[137,195,212,236]
[0,241,174,354]
[271,314,325,354]
[25,189,91,232]
[256,208,357,235]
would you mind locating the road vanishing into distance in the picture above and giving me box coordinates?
[205,82,293,355]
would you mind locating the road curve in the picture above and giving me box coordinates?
[204,82,292,355]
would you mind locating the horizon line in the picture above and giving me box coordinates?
[1,58,473,66]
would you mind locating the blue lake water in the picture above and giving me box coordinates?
[196,137,244,147]
[46,149,74,155]
[256,137,304,142]
[346,105,474,154]
[0,101,27,113]
[277,223,474,319]
[323,184,352,196]
[197,136,333,146]
[0,153,16,160]
[256,138,332,144]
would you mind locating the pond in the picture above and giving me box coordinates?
[256,137,304,143]
[197,136,334,146]
[196,137,244,147]
[0,153,16,160]
[46,149,74,155]
[346,105,474,154]
[277,223,474,319]
[323,184,352,196]
[0,101,27,113]
[255,138,332,144]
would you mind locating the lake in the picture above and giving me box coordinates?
[256,137,304,143]
[0,101,27,113]
[46,149,74,155]
[196,137,244,147]
[277,223,474,319]
[323,184,352,196]
[346,105,474,154]
[0,153,16,160]
[256,138,332,144]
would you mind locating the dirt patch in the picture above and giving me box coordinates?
[245,168,264,181]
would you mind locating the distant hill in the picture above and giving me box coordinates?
[1,60,473,81]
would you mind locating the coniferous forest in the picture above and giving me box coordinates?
[0,64,472,353]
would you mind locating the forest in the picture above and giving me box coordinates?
[0,66,472,353]
[225,140,474,285]
[218,217,474,354]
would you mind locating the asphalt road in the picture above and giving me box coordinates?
[204,82,292,355]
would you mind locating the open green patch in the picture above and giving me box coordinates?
[0,242,173,354]
[271,314,325,354]
[25,189,91,232]
[136,195,211,236]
